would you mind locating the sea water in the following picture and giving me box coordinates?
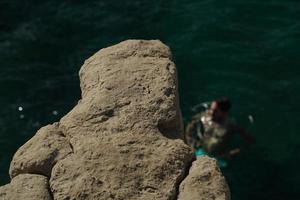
[0,0,299,199]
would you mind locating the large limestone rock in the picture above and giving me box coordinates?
[49,39,192,200]
[0,40,230,200]
[178,157,230,200]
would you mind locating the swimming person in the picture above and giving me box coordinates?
[185,97,255,167]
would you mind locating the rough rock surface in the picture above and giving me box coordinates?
[50,39,193,200]
[0,174,52,200]
[0,40,230,200]
[9,122,72,178]
[178,156,230,200]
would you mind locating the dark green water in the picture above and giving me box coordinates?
[1,0,299,199]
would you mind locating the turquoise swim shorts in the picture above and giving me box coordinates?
[195,148,228,168]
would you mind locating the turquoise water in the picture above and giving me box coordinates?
[1,0,299,199]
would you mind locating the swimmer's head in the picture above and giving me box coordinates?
[210,97,231,122]
[214,97,231,112]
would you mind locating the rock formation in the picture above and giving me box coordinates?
[178,157,230,200]
[0,40,230,200]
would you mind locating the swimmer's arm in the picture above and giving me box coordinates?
[191,102,211,112]
[219,126,255,159]
[229,124,256,145]
[218,148,241,159]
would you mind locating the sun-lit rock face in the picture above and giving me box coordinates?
[0,40,230,200]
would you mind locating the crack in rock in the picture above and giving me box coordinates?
[172,155,196,200]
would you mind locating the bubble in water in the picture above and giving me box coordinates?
[33,121,40,127]
[18,106,23,111]
[52,110,58,115]
[20,114,25,119]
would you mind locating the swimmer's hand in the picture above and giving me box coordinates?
[219,148,241,159]
[229,148,241,156]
